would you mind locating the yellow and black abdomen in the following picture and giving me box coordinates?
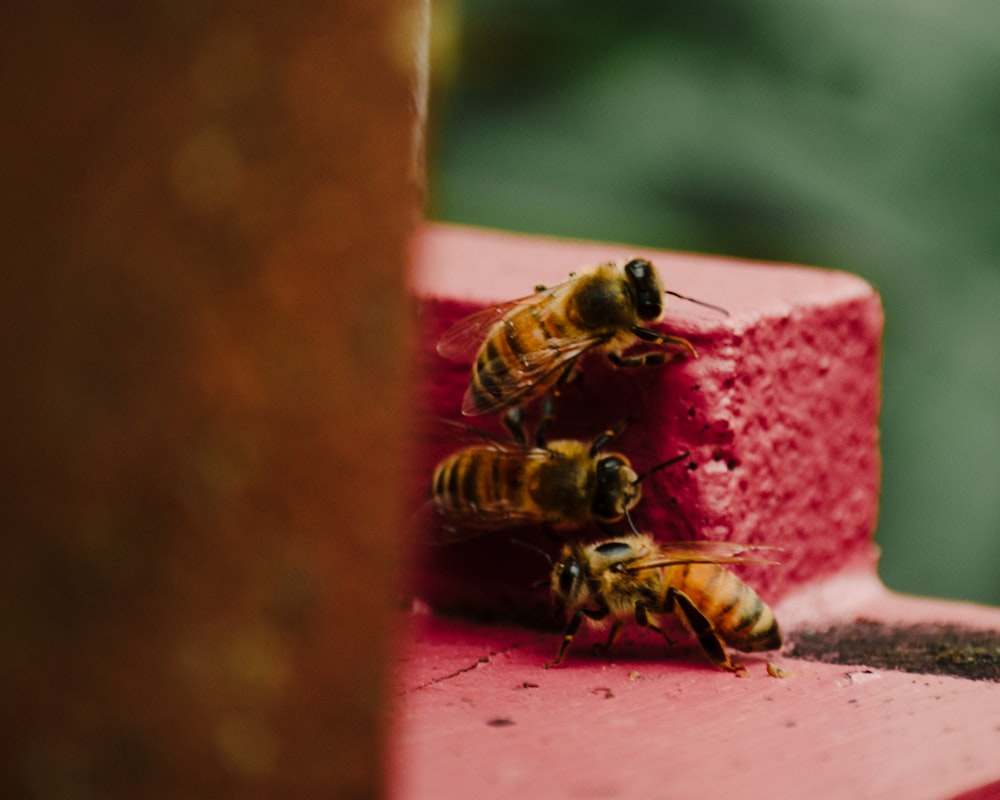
[662,563,782,653]
[467,303,579,414]
[429,446,541,526]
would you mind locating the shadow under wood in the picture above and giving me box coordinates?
[790,620,1000,682]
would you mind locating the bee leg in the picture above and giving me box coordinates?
[587,425,624,458]
[551,361,579,396]
[629,327,698,360]
[634,602,674,647]
[666,589,746,674]
[608,350,653,368]
[608,348,691,369]
[592,619,624,657]
[545,605,608,668]
[502,406,527,446]
[535,392,555,448]
[535,362,576,447]
[545,608,585,668]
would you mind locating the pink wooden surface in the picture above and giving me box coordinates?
[398,225,1000,799]
[391,590,1000,800]
[407,223,882,622]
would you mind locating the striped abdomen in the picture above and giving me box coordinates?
[429,446,541,526]
[466,302,587,415]
[662,563,781,652]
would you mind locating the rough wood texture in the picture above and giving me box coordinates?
[0,3,419,798]
[392,595,1000,800]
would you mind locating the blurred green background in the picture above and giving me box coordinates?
[425,0,1000,605]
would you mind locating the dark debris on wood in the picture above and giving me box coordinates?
[790,620,1000,682]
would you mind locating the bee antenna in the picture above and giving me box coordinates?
[665,290,730,317]
[509,537,553,568]
[633,450,691,485]
[623,508,641,536]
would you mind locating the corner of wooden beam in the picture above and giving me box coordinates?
[396,223,1000,800]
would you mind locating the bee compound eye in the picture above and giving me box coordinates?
[624,259,652,281]
[557,560,581,597]
[593,457,628,519]
[624,258,662,321]
[596,456,626,481]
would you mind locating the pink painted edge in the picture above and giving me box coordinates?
[409,222,877,323]
[391,594,1000,800]
[775,566,1000,631]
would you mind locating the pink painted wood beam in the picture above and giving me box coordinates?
[408,223,881,618]
[391,610,1000,800]
[398,224,1000,800]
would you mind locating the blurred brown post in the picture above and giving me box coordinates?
[0,2,422,798]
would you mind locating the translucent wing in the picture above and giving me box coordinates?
[410,500,527,546]
[625,541,782,573]
[425,502,549,544]
[436,277,577,362]
[437,297,530,362]
[430,417,526,449]
[460,334,602,416]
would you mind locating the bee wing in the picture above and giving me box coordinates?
[436,296,535,362]
[625,542,782,572]
[431,417,527,450]
[436,278,577,362]
[425,502,550,543]
[460,333,602,416]
[411,500,532,545]
[424,504,548,544]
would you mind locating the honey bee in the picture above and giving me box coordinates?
[427,426,688,542]
[546,533,781,673]
[438,258,724,418]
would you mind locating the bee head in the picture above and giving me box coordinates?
[624,258,664,322]
[592,455,640,522]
